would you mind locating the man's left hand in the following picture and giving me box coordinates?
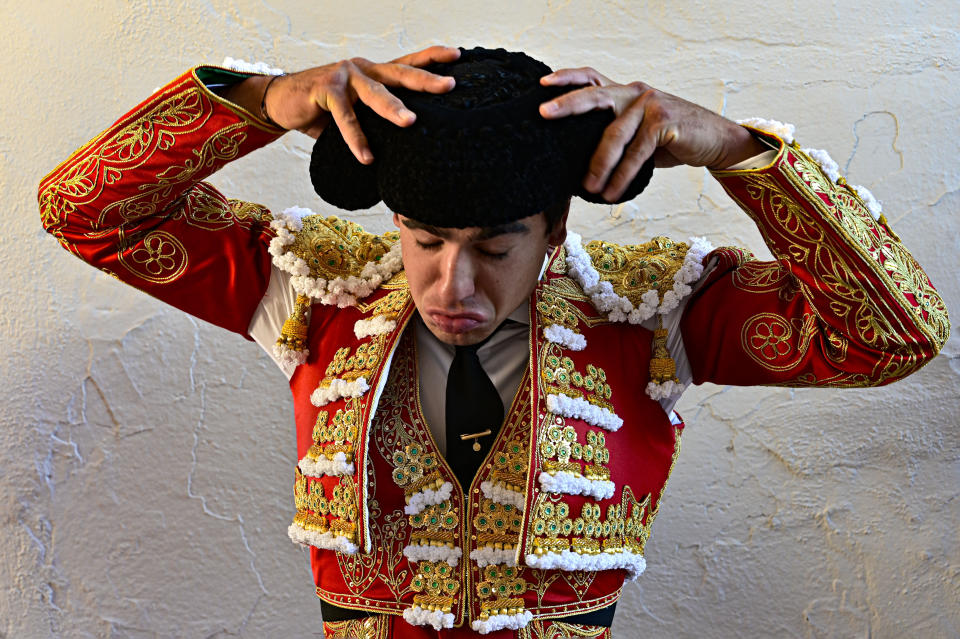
[539,67,769,201]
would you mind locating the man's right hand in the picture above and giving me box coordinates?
[227,45,460,163]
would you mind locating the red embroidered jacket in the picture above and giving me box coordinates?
[38,66,948,630]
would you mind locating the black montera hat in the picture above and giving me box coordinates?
[309,47,654,228]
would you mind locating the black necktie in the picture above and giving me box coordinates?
[445,333,504,491]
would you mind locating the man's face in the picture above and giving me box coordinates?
[394,210,567,346]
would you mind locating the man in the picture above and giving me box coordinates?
[38,45,947,638]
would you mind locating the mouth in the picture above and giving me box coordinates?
[425,310,489,334]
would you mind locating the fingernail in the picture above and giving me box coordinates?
[542,102,558,114]
[362,150,373,163]
[400,108,415,121]
[583,176,599,192]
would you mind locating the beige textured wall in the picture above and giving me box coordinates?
[4,1,958,637]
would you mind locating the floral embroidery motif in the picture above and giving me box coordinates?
[404,561,460,629]
[472,564,533,632]
[289,470,359,553]
[311,335,388,407]
[298,401,361,477]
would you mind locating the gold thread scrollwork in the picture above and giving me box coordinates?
[118,230,188,283]
[289,215,398,281]
[584,236,689,307]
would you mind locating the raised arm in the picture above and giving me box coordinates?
[37,47,459,337]
[538,67,947,387]
[682,130,947,387]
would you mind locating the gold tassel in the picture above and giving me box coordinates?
[649,317,679,385]
[276,294,311,353]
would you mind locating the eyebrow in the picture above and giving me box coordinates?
[400,217,530,241]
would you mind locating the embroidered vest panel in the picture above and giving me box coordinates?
[308,331,628,628]
[285,241,688,631]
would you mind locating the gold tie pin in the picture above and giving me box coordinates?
[460,430,492,452]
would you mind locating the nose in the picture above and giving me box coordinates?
[437,246,476,306]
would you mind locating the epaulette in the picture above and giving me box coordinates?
[561,231,714,401]
[267,207,404,367]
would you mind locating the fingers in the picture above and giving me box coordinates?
[583,99,648,195]
[391,45,461,68]
[539,85,618,119]
[352,72,416,127]
[601,118,663,200]
[369,62,456,94]
[540,66,609,87]
[326,90,373,164]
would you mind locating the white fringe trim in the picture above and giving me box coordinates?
[736,117,796,145]
[645,379,686,401]
[469,546,518,567]
[310,377,370,408]
[538,470,615,500]
[543,324,586,351]
[272,342,308,367]
[471,611,534,634]
[525,549,646,581]
[268,206,405,307]
[297,451,355,477]
[221,56,284,76]
[403,606,455,630]
[287,523,359,554]
[404,482,454,516]
[546,393,623,432]
[354,315,397,339]
[851,184,883,220]
[402,543,462,567]
[563,232,712,324]
[480,481,526,511]
[802,147,841,183]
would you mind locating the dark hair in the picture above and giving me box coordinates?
[543,197,570,234]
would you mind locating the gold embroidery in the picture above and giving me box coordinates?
[276,294,311,354]
[541,351,613,411]
[539,425,610,481]
[529,489,651,557]
[307,400,361,463]
[117,230,188,283]
[648,323,679,387]
[740,312,819,372]
[473,498,523,549]
[584,236,689,307]
[358,287,410,322]
[391,443,444,499]
[293,470,358,542]
[488,438,528,494]
[411,560,460,613]
[323,615,390,639]
[528,619,612,638]
[537,288,582,332]
[409,500,459,547]
[718,146,948,386]
[322,335,388,384]
[476,564,526,619]
[288,215,398,281]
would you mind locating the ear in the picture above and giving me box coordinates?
[546,200,571,248]
[392,212,403,229]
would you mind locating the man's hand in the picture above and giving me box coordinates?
[538,67,769,201]
[229,46,460,163]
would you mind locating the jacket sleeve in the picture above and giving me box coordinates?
[38,66,285,338]
[680,129,949,388]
